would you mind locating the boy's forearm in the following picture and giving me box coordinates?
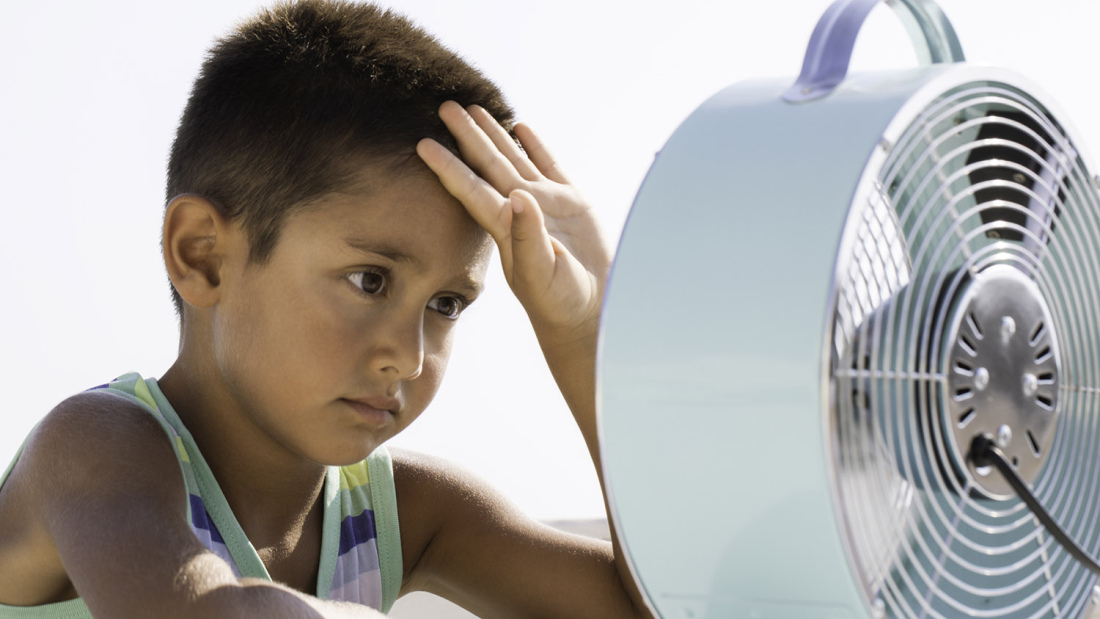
[199,580,388,619]
[536,322,656,619]
[534,320,601,463]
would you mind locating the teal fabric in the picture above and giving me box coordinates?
[367,447,402,613]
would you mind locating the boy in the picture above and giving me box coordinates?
[0,1,650,617]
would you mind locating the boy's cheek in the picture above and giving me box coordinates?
[401,354,450,423]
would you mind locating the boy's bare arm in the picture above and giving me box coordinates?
[3,390,385,618]
[416,102,652,618]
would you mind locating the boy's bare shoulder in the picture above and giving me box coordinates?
[0,389,187,607]
[13,388,184,493]
[389,448,521,590]
[390,448,507,510]
[389,448,521,542]
[389,448,623,618]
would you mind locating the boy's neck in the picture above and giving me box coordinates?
[158,357,327,550]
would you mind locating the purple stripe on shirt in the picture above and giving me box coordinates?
[189,494,225,544]
[338,509,377,556]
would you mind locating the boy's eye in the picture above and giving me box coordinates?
[428,296,465,320]
[347,270,387,295]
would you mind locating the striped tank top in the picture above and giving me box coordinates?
[0,373,402,617]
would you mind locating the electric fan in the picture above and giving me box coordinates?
[597,1,1100,617]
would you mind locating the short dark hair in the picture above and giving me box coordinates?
[166,0,513,313]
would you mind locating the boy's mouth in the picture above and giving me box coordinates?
[340,396,399,425]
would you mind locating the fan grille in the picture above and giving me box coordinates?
[830,81,1100,617]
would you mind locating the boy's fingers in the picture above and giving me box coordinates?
[417,138,511,241]
[507,189,556,292]
[514,123,570,185]
[437,101,524,193]
[466,105,541,182]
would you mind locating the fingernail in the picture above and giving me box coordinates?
[510,196,524,214]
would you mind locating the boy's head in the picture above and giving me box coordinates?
[165,0,513,314]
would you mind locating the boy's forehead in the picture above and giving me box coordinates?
[296,165,493,271]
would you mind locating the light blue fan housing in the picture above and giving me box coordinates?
[598,1,1100,617]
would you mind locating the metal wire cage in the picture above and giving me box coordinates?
[832,79,1100,618]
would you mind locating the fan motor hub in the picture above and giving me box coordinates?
[943,264,1060,499]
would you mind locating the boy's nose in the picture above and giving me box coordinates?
[369,308,424,381]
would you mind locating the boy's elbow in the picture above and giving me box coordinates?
[124,555,318,619]
[191,578,385,619]
[183,580,317,619]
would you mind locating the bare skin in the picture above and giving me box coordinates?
[0,103,651,618]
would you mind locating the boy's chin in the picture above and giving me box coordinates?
[316,439,389,467]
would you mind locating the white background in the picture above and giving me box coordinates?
[2,0,1098,520]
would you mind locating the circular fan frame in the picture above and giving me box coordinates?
[597,12,1100,618]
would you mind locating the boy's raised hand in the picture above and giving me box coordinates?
[416,101,612,346]
[415,101,652,619]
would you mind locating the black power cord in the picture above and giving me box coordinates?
[969,434,1100,576]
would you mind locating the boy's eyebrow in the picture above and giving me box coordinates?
[343,238,419,265]
[343,237,485,295]
[458,277,485,297]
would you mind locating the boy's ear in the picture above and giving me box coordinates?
[162,195,234,309]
